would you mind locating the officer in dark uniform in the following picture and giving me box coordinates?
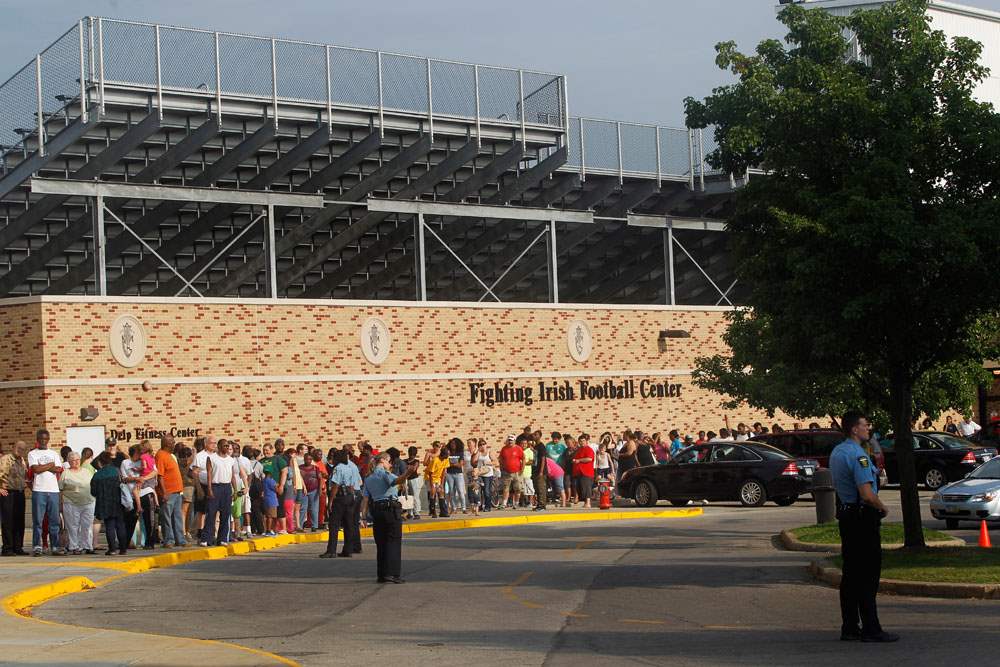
[358,453,417,583]
[829,411,898,643]
[319,450,355,558]
[343,450,364,554]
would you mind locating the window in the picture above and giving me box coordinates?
[674,446,709,464]
[810,434,842,457]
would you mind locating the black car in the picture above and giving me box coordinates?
[750,429,887,471]
[618,441,813,508]
[880,431,998,490]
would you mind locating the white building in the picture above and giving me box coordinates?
[799,0,1000,106]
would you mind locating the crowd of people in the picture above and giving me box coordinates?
[0,414,981,557]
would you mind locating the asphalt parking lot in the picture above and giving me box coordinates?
[37,490,1000,666]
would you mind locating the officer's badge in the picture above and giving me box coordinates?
[858,456,869,468]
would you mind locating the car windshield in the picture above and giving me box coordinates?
[746,443,791,461]
[934,434,975,450]
[970,458,1000,479]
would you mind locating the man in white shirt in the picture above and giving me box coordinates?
[27,429,64,556]
[959,417,981,439]
[201,439,238,547]
[189,435,217,542]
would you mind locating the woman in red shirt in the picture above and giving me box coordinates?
[572,440,596,508]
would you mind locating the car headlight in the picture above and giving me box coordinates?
[932,492,942,501]
[970,491,998,503]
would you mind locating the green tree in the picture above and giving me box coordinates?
[684,0,1000,547]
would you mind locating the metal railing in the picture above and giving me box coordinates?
[0,16,568,163]
[564,116,722,187]
[0,16,726,189]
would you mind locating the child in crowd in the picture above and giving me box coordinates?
[467,470,481,517]
[263,470,279,536]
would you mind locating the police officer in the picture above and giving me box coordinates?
[342,445,364,554]
[829,411,898,643]
[319,450,354,558]
[358,453,417,583]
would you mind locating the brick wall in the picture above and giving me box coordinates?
[0,298,791,449]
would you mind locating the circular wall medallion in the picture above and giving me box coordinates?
[109,314,147,368]
[360,317,391,365]
[567,320,593,363]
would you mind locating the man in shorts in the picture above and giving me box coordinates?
[497,435,524,510]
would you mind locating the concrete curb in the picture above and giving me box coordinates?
[2,507,701,666]
[807,559,1000,600]
[779,529,965,553]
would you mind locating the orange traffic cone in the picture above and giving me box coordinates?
[979,520,992,548]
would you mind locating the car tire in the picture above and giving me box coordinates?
[923,467,947,490]
[945,518,959,530]
[634,480,659,507]
[738,479,767,507]
[773,495,797,507]
[669,499,689,507]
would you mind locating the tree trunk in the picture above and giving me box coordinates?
[890,375,925,547]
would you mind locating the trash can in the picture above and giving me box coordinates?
[812,468,836,524]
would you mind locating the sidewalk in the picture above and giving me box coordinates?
[0,504,699,666]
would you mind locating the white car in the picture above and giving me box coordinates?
[929,457,1000,529]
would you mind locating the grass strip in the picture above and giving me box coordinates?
[791,522,952,544]
[830,547,1000,584]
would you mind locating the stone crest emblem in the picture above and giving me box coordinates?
[109,314,147,368]
[360,317,391,365]
[567,320,592,363]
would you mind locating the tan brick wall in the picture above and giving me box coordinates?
[0,302,43,381]
[0,298,794,450]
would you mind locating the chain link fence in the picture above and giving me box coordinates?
[1,16,729,188]
[563,116,720,184]
[1,21,88,167]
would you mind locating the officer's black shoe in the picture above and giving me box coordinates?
[337,552,352,558]
[861,632,899,643]
[840,631,862,641]
[378,576,404,584]
[318,552,336,559]
[352,548,362,554]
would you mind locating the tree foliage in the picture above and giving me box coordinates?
[684,0,1000,546]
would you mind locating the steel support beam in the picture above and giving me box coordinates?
[28,178,322,208]
[546,220,558,303]
[0,113,101,200]
[414,212,426,301]
[38,119,219,294]
[485,179,622,297]
[665,227,675,305]
[266,203,277,297]
[374,148,569,300]
[0,114,161,251]
[148,125,334,296]
[203,131,383,296]
[93,194,106,295]
[96,123,277,295]
[277,140,479,293]
[212,135,432,297]
[4,119,220,297]
[365,199,591,224]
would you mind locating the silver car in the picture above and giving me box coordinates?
[929,457,1000,529]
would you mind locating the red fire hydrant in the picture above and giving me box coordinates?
[598,479,612,510]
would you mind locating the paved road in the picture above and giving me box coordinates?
[38,493,1000,666]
